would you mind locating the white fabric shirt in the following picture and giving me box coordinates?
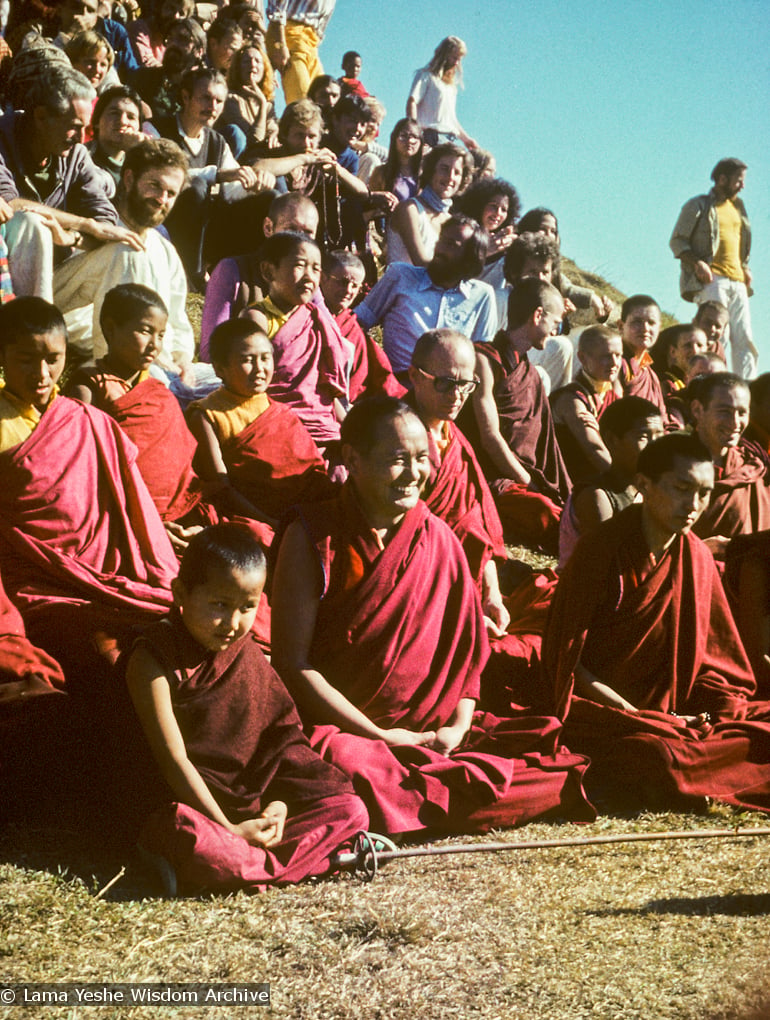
[53,224,194,367]
[407,70,461,134]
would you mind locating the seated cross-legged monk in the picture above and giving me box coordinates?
[126,524,369,895]
[543,431,770,813]
[271,396,593,837]
[66,284,215,552]
[689,372,770,561]
[457,277,571,555]
[0,298,176,686]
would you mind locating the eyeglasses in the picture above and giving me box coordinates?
[414,366,479,395]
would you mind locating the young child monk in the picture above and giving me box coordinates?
[272,396,593,837]
[0,297,176,684]
[243,231,354,461]
[67,284,212,546]
[186,318,335,529]
[320,249,404,402]
[126,523,369,895]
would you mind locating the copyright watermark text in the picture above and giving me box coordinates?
[0,984,270,1007]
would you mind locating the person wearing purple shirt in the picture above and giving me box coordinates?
[356,214,496,375]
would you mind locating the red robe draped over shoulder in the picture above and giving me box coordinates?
[75,369,208,523]
[292,486,593,834]
[132,615,367,893]
[457,338,570,551]
[267,300,351,444]
[335,307,406,402]
[0,397,176,616]
[222,399,336,522]
[692,442,770,541]
[543,504,770,812]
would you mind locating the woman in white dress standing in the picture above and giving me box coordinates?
[406,36,478,151]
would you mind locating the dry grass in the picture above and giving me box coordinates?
[1,805,768,1020]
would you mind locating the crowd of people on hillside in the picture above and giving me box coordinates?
[0,1,768,897]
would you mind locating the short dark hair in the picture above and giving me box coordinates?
[177,523,266,591]
[621,294,660,320]
[411,328,474,368]
[693,300,728,323]
[503,232,560,284]
[206,17,242,44]
[341,50,361,67]
[0,297,66,351]
[599,396,662,441]
[749,373,770,410]
[209,318,269,367]
[636,432,712,482]
[711,158,747,183]
[506,277,562,330]
[260,229,320,267]
[180,66,226,98]
[340,395,423,455]
[650,322,704,375]
[100,284,167,334]
[331,93,372,124]
[419,141,473,191]
[689,371,749,410]
[453,177,520,230]
[577,324,620,354]
[91,84,142,139]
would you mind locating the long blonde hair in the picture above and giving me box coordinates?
[426,36,466,86]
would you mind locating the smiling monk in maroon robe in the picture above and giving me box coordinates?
[543,432,770,813]
[272,397,593,836]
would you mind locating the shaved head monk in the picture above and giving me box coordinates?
[689,371,770,558]
[457,276,570,554]
[544,431,770,813]
[408,328,508,637]
[271,396,593,837]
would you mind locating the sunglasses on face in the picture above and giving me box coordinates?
[414,366,479,396]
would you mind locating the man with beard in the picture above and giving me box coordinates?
[0,64,143,303]
[53,138,195,377]
[130,17,207,121]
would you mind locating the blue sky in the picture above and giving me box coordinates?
[317,0,769,369]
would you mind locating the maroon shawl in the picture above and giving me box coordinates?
[135,615,353,821]
[267,300,351,443]
[543,504,770,811]
[550,372,619,486]
[458,338,571,503]
[422,421,505,586]
[692,442,770,541]
[0,397,176,617]
[335,307,406,402]
[223,399,336,521]
[0,571,65,692]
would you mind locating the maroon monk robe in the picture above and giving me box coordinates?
[132,614,368,893]
[457,336,570,552]
[692,442,770,542]
[74,369,209,523]
[334,307,406,402]
[265,299,351,445]
[550,372,619,486]
[290,485,593,835]
[221,399,337,523]
[621,352,672,426]
[0,570,65,694]
[0,397,176,679]
[542,504,770,812]
[421,419,505,585]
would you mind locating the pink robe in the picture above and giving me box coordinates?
[292,486,593,835]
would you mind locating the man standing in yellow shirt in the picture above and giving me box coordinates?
[670,158,755,379]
